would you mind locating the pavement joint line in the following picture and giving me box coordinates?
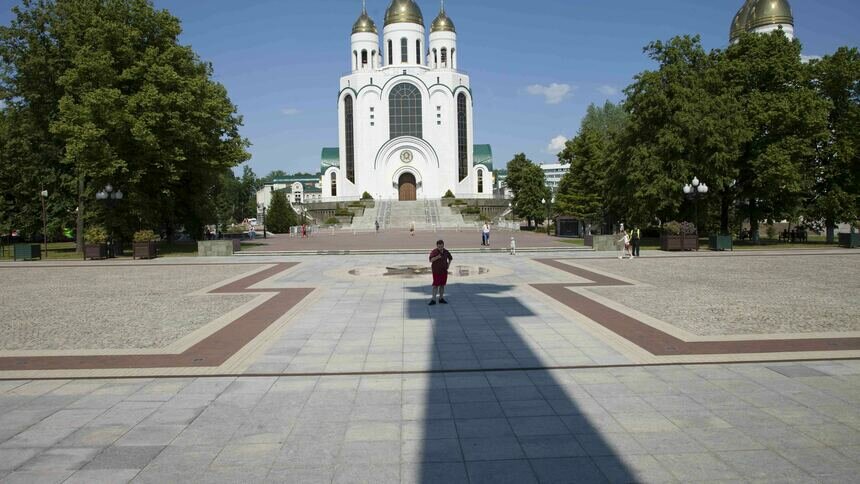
[2,356,858,382]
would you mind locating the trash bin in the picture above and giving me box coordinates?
[14,244,41,261]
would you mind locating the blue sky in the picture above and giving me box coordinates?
[2,1,859,176]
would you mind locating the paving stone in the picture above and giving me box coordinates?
[19,447,100,471]
[210,443,280,469]
[113,425,185,447]
[401,438,462,463]
[0,469,75,484]
[654,452,740,481]
[344,421,400,442]
[508,415,569,437]
[266,465,336,484]
[518,434,587,459]
[56,425,130,449]
[466,459,538,484]
[775,446,860,477]
[766,365,830,378]
[338,440,401,465]
[716,449,810,480]
[460,437,524,461]
[83,445,165,470]
[685,427,767,452]
[530,456,607,484]
[332,462,400,484]
[593,454,676,483]
[401,462,469,484]
[0,447,41,471]
[401,419,458,440]
[575,432,648,456]
[454,418,513,438]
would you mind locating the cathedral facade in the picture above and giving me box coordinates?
[320,0,493,202]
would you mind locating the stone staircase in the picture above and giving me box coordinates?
[347,199,470,230]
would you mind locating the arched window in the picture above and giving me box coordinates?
[344,95,355,183]
[331,172,337,197]
[457,92,468,181]
[478,170,484,193]
[389,83,422,139]
[353,51,358,70]
[432,49,438,68]
[441,47,448,67]
[400,38,408,63]
[388,40,393,65]
[451,48,456,69]
[372,50,376,68]
[416,40,421,65]
[361,50,368,67]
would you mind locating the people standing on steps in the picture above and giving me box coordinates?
[428,240,453,305]
[481,222,491,246]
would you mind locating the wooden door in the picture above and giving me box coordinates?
[398,173,416,201]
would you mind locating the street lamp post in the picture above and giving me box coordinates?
[96,184,123,257]
[682,177,709,232]
[508,202,512,231]
[40,189,48,258]
[258,203,267,239]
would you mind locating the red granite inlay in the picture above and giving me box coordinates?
[0,263,311,371]
[533,259,860,356]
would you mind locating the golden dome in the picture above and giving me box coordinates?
[352,8,378,34]
[746,0,794,30]
[431,6,456,33]
[384,0,424,26]
[730,1,754,41]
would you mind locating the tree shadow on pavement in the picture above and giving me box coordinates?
[406,283,636,483]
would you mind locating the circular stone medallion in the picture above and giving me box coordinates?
[400,150,414,163]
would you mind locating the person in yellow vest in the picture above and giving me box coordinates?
[631,226,641,257]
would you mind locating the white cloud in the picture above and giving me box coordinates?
[597,85,619,97]
[800,54,821,64]
[281,108,301,116]
[547,135,568,153]
[526,83,573,104]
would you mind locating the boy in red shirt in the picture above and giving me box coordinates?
[428,239,453,305]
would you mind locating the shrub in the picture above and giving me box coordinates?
[84,226,108,244]
[224,225,245,234]
[451,199,466,206]
[766,224,777,240]
[325,217,339,225]
[334,208,353,216]
[266,191,297,233]
[462,206,481,215]
[348,202,364,208]
[662,221,681,235]
[361,192,373,200]
[679,221,697,235]
[442,190,455,199]
[478,213,491,222]
[133,230,157,243]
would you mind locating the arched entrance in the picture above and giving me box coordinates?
[398,173,417,201]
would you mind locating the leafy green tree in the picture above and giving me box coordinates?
[722,32,829,240]
[505,153,548,228]
[265,190,295,233]
[556,101,627,229]
[0,0,249,246]
[807,47,860,241]
[259,170,288,185]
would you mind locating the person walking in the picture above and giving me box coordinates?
[631,226,641,257]
[410,221,415,237]
[428,239,453,305]
[618,229,632,260]
[375,220,380,233]
[482,222,491,246]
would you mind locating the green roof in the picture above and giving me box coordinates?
[321,148,339,171]
[273,174,320,184]
[473,145,493,171]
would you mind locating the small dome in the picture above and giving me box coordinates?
[746,0,793,31]
[384,0,424,26]
[353,9,378,34]
[730,1,754,41]
[431,7,455,33]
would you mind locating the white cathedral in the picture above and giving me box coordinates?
[320,0,493,202]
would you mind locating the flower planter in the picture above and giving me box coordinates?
[133,242,157,259]
[198,240,234,257]
[838,233,859,248]
[85,244,108,260]
[584,234,594,247]
[661,234,699,251]
[13,244,41,261]
[709,235,733,251]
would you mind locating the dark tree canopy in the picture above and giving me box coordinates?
[0,0,250,244]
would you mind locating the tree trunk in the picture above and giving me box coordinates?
[749,198,760,243]
[76,177,84,253]
[825,219,835,244]
[720,193,730,235]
